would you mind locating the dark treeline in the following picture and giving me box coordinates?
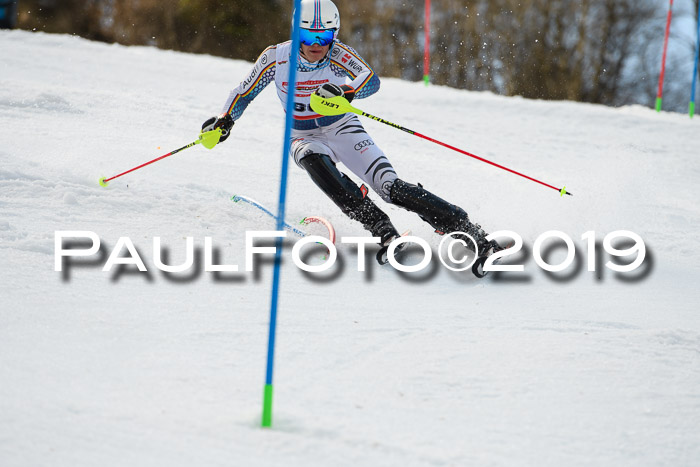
[16,0,698,112]
[16,0,292,60]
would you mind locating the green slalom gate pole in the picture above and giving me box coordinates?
[98,129,222,187]
[310,94,572,197]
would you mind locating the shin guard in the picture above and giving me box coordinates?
[389,178,493,254]
[299,153,399,244]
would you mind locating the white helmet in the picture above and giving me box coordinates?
[298,0,340,31]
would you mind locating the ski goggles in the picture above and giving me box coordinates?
[299,28,336,47]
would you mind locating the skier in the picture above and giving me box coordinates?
[203,0,502,269]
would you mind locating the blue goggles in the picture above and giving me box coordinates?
[299,28,336,46]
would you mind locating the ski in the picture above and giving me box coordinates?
[472,256,490,278]
[231,195,336,243]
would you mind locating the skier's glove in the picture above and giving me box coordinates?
[314,83,355,103]
[201,113,234,143]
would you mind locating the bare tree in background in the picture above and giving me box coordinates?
[18,0,291,61]
[409,0,657,105]
[342,0,659,107]
[337,0,423,80]
[109,0,291,61]
[17,0,111,41]
[14,0,698,112]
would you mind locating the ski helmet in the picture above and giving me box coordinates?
[298,0,340,35]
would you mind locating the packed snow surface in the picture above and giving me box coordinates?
[1,31,699,466]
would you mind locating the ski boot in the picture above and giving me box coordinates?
[446,220,502,278]
[371,217,410,265]
[389,178,504,277]
[299,152,403,265]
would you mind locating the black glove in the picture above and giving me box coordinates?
[314,83,355,103]
[201,113,234,143]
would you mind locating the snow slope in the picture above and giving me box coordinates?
[1,30,699,466]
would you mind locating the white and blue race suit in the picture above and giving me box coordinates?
[221,40,398,202]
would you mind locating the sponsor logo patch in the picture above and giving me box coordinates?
[354,139,375,151]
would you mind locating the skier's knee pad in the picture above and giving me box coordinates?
[389,178,467,233]
[291,140,332,166]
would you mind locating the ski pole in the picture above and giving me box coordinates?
[98,129,222,187]
[310,94,572,196]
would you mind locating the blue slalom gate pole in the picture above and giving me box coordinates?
[262,0,303,428]
[691,1,700,118]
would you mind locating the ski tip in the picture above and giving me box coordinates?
[99,177,109,187]
[471,256,489,278]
